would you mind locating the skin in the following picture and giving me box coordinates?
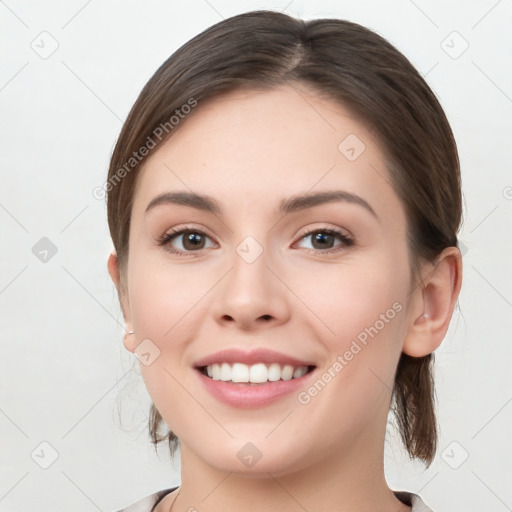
[108,84,462,512]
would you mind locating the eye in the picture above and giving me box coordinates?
[295,227,354,254]
[158,226,216,256]
[158,225,355,257]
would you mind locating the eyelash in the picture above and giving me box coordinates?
[157,224,355,257]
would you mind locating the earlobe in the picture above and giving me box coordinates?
[402,246,463,357]
[123,330,138,353]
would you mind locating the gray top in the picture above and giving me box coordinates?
[113,488,434,512]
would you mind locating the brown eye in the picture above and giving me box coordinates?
[180,231,207,250]
[311,231,336,250]
[296,228,354,254]
[158,228,215,255]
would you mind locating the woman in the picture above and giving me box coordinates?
[106,10,463,512]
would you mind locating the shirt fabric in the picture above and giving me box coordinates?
[113,487,434,512]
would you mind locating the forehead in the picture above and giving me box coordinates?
[131,85,402,223]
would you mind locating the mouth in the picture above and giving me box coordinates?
[193,348,317,408]
[197,362,316,384]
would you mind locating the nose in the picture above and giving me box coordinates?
[211,239,291,332]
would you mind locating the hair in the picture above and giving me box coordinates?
[106,10,462,467]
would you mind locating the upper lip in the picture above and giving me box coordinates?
[194,348,315,368]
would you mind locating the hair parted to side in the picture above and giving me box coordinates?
[106,10,462,467]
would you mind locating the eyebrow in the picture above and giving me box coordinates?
[145,190,378,220]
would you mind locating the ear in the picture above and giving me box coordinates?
[107,251,137,353]
[402,246,463,357]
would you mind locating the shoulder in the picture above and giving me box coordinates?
[111,487,177,512]
[394,490,434,512]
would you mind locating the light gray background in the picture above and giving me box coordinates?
[1,1,511,511]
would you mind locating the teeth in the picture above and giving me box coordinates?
[232,363,249,383]
[211,363,220,380]
[205,363,310,383]
[220,362,231,381]
[268,363,281,381]
[293,366,308,378]
[281,365,294,381]
[249,363,267,383]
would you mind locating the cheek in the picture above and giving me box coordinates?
[299,251,408,343]
[128,251,205,340]
[126,252,215,415]
[293,250,409,411]
[284,275,407,461]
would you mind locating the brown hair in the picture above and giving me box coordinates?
[106,10,462,467]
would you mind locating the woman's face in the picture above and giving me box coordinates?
[119,84,419,475]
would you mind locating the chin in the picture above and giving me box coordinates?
[185,435,313,477]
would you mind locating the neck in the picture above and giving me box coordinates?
[170,418,410,512]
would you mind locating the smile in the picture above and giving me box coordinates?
[200,362,313,383]
[194,348,317,407]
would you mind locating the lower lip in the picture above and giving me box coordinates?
[196,369,314,408]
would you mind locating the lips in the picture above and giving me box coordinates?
[193,348,317,408]
[194,348,315,368]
